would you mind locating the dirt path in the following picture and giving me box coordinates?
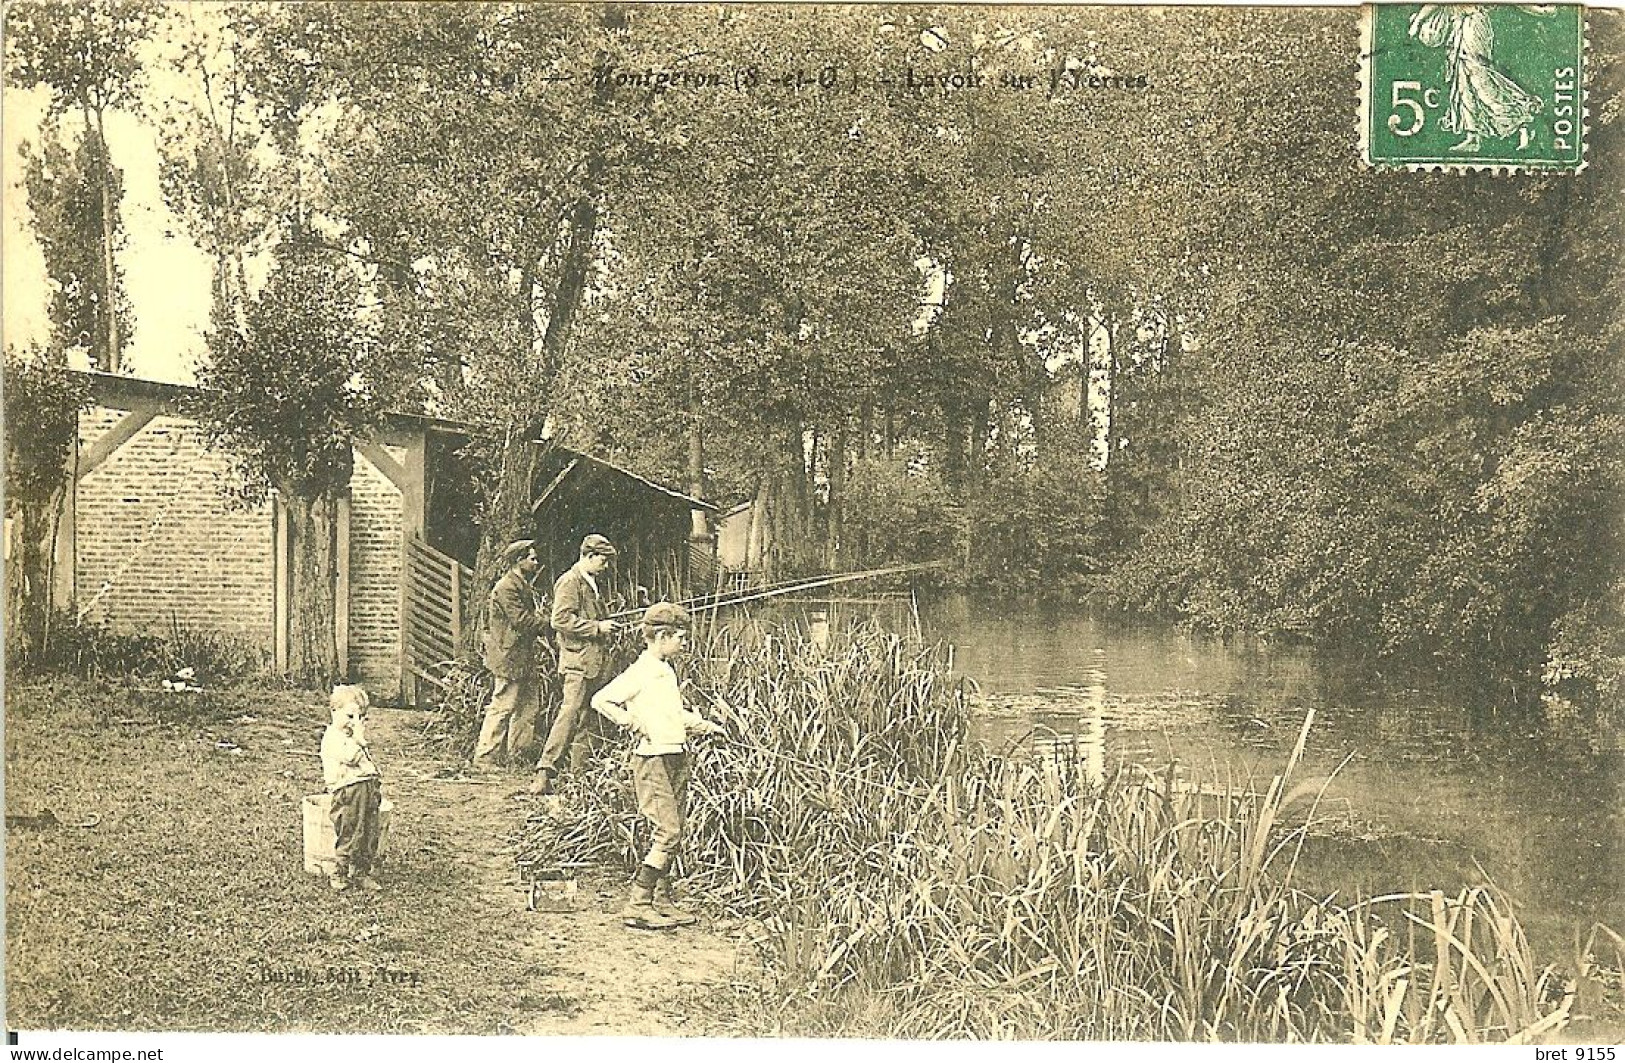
[369,708,761,1036]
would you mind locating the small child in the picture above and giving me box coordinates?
[321,684,384,893]
[591,602,725,930]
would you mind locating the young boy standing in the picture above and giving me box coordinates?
[591,602,724,930]
[321,684,384,892]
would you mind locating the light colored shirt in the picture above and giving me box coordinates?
[591,650,712,756]
[321,723,380,791]
[577,563,599,599]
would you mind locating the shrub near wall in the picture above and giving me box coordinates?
[17,612,269,685]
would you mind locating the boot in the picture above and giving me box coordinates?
[652,873,698,927]
[622,866,677,930]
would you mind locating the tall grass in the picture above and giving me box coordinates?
[522,618,1581,1042]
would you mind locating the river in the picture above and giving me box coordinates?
[913,595,1625,963]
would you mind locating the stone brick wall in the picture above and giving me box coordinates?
[73,387,432,704]
[348,446,406,701]
[74,406,276,652]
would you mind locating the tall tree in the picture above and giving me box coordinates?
[155,3,282,325]
[18,125,131,360]
[5,0,157,370]
[317,3,666,612]
[193,243,391,684]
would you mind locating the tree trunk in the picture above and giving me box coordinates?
[466,116,606,648]
[466,431,549,657]
[968,393,990,480]
[1104,319,1120,463]
[1078,332,1091,441]
[5,498,59,662]
[804,425,819,553]
[286,491,341,685]
[519,259,536,360]
[89,104,120,371]
[763,424,816,580]
[540,176,601,381]
[826,418,847,569]
[686,408,708,540]
[748,473,770,582]
[941,401,966,487]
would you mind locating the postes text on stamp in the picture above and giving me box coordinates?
[1362,4,1584,172]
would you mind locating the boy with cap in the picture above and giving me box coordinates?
[591,602,725,930]
[472,540,546,771]
[533,533,619,793]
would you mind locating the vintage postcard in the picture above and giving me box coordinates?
[3,2,1620,1060]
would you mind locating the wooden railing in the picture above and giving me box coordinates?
[404,536,473,693]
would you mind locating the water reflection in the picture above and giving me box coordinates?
[917,595,1625,961]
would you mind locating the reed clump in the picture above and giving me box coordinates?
[522,619,1577,1042]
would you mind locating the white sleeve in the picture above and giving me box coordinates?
[591,665,643,727]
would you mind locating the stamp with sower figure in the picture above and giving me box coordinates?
[1361,4,1585,172]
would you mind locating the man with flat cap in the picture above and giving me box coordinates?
[532,533,619,794]
[472,539,546,771]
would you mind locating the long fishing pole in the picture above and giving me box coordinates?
[606,561,946,621]
[685,563,941,615]
[608,564,927,620]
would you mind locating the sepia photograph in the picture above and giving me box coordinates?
[2,0,1621,1053]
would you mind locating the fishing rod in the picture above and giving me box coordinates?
[605,560,947,622]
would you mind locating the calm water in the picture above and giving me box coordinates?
[914,596,1625,960]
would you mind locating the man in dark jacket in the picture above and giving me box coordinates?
[532,533,618,794]
[471,540,546,771]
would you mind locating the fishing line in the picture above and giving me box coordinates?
[605,561,946,622]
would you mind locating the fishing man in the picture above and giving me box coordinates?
[471,539,547,771]
[532,533,619,794]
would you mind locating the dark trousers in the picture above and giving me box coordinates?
[540,671,607,773]
[330,777,382,876]
[632,752,691,872]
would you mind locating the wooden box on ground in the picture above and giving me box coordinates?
[302,793,394,875]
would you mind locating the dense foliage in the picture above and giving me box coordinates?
[6,4,1620,699]
[18,128,131,363]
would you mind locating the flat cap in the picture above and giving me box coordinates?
[500,539,536,567]
[641,602,691,630]
[580,533,618,557]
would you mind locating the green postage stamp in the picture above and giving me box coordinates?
[1362,4,1585,172]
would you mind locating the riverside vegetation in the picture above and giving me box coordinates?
[518,619,1621,1042]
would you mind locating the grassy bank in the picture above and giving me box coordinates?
[525,621,1618,1041]
[4,677,544,1033]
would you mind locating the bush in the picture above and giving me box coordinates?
[842,453,1109,602]
[11,611,269,685]
[963,452,1107,601]
[843,456,963,572]
[1544,580,1625,714]
[417,658,499,762]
